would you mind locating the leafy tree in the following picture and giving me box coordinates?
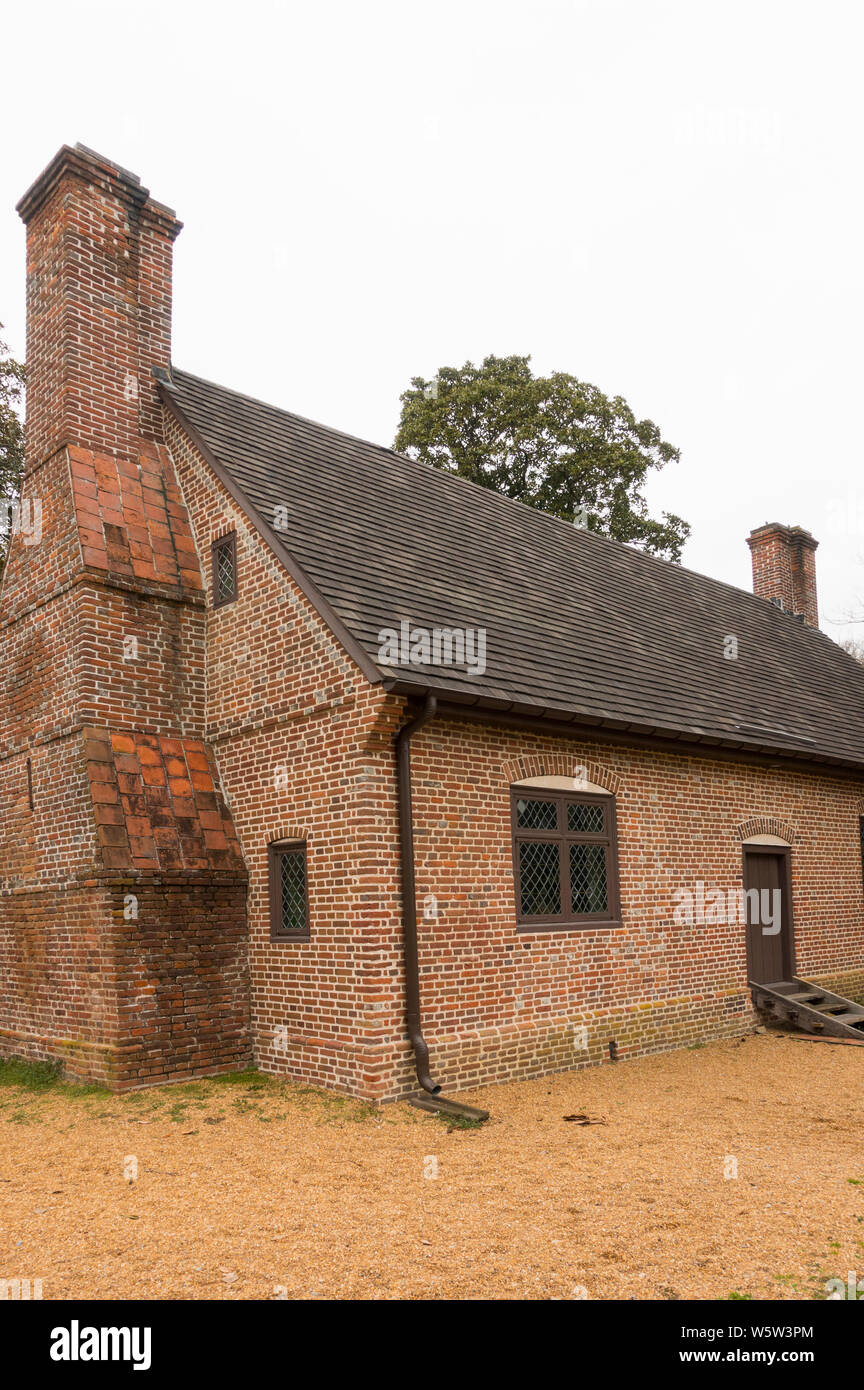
[395,354,689,561]
[0,323,25,574]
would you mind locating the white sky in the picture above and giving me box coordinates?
[2,0,862,641]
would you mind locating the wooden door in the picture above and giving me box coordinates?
[743,847,793,984]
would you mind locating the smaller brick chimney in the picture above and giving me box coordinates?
[747,522,819,627]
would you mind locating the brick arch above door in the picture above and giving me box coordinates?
[734,816,798,845]
[502,753,621,795]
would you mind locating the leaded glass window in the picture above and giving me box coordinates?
[570,843,608,914]
[511,788,619,928]
[516,798,558,830]
[212,533,238,607]
[567,802,604,834]
[269,842,309,939]
[519,841,561,916]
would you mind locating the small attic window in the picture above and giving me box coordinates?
[212,533,238,607]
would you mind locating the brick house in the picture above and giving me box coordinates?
[2,144,864,1099]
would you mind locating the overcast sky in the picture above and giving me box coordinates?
[2,0,862,641]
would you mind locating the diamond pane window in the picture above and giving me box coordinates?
[516,798,558,830]
[518,842,561,916]
[279,851,306,932]
[212,533,237,607]
[511,787,620,927]
[567,802,604,834]
[269,843,309,939]
[570,843,608,914]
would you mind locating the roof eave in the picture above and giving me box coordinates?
[381,677,864,780]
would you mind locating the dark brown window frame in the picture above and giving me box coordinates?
[268,840,310,942]
[211,531,238,607]
[510,787,621,931]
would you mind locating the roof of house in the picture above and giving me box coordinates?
[159,366,864,774]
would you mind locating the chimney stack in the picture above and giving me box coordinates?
[16,143,181,470]
[747,522,819,627]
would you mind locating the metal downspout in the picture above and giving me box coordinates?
[396,693,441,1095]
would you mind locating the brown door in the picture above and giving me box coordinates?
[743,847,793,984]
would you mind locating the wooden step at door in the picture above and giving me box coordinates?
[750,976,864,1039]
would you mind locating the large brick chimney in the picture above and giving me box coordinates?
[0,146,250,1088]
[16,144,180,467]
[747,522,819,628]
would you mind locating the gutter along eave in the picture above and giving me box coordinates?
[381,679,864,782]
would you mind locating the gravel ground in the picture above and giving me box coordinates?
[1,1032,862,1301]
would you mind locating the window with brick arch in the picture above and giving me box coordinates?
[268,841,310,941]
[511,786,621,929]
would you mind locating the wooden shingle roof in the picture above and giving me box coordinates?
[159,367,864,774]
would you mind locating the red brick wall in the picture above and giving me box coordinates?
[165,412,407,1096]
[0,448,81,623]
[105,874,250,1088]
[0,870,249,1088]
[393,721,864,1095]
[0,882,116,1084]
[73,582,206,736]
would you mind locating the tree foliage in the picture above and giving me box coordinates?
[394,354,689,561]
[0,323,25,574]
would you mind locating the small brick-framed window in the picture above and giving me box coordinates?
[268,841,310,941]
[211,532,238,607]
[511,788,621,930]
